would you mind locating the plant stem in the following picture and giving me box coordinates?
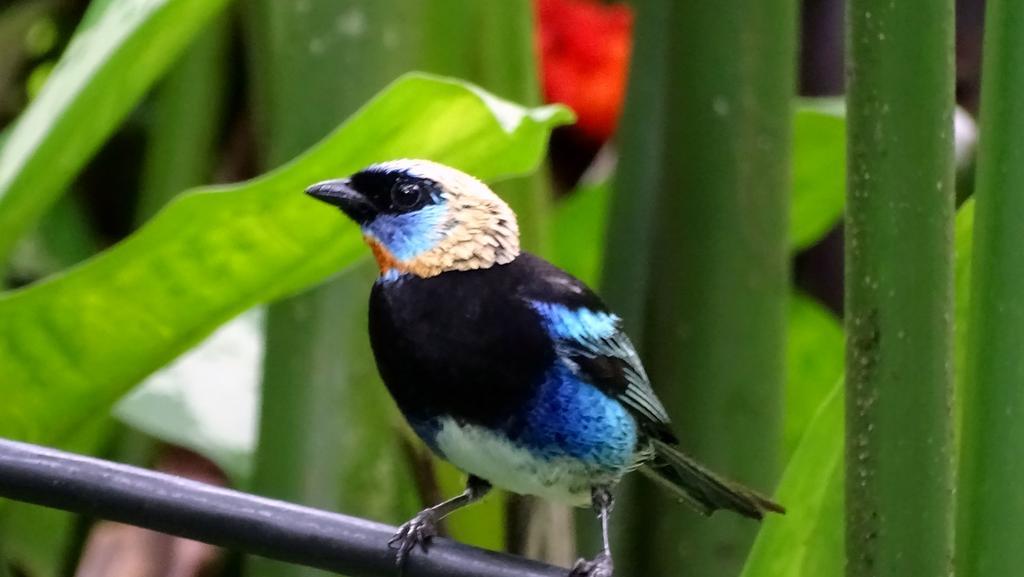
[956,1,1024,575]
[476,0,551,254]
[600,0,669,338]
[135,15,227,224]
[596,0,670,567]
[844,0,956,575]
[634,1,795,575]
[245,3,422,577]
[420,0,550,252]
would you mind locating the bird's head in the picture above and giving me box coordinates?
[306,159,520,279]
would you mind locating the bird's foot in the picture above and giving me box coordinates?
[570,552,614,577]
[389,511,439,567]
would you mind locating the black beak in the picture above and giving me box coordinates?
[305,178,376,223]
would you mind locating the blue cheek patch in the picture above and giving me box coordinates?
[518,364,637,469]
[528,301,620,343]
[363,203,449,262]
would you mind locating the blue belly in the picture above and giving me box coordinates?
[514,363,638,471]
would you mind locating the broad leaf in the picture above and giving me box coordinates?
[552,181,610,286]
[791,104,845,250]
[0,73,572,445]
[785,294,843,457]
[0,0,232,261]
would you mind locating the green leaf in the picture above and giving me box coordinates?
[551,181,610,287]
[784,294,843,458]
[0,73,572,446]
[739,381,844,577]
[0,0,233,263]
[954,198,974,402]
[791,104,845,250]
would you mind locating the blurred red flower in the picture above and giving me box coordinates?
[536,0,633,143]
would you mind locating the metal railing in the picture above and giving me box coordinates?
[0,438,566,577]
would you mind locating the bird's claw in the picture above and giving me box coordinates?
[569,551,614,577]
[389,511,439,568]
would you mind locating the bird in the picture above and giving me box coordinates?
[305,159,784,577]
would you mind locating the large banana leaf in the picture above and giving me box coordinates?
[0,73,572,446]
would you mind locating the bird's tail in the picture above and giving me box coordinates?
[640,438,785,520]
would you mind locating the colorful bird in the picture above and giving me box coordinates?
[306,160,783,577]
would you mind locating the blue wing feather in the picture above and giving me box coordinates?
[527,299,673,431]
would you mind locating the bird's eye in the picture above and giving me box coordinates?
[391,182,423,210]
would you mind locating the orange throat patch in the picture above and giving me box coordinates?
[365,236,402,275]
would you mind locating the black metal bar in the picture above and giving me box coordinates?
[0,438,567,577]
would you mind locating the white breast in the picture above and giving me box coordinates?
[433,417,626,506]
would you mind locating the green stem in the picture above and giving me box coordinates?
[599,0,669,338]
[844,0,956,576]
[420,0,480,79]
[476,0,550,254]
[428,1,553,253]
[596,0,670,566]
[245,3,422,577]
[633,1,795,575]
[956,1,1024,575]
[136,15,228,224]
